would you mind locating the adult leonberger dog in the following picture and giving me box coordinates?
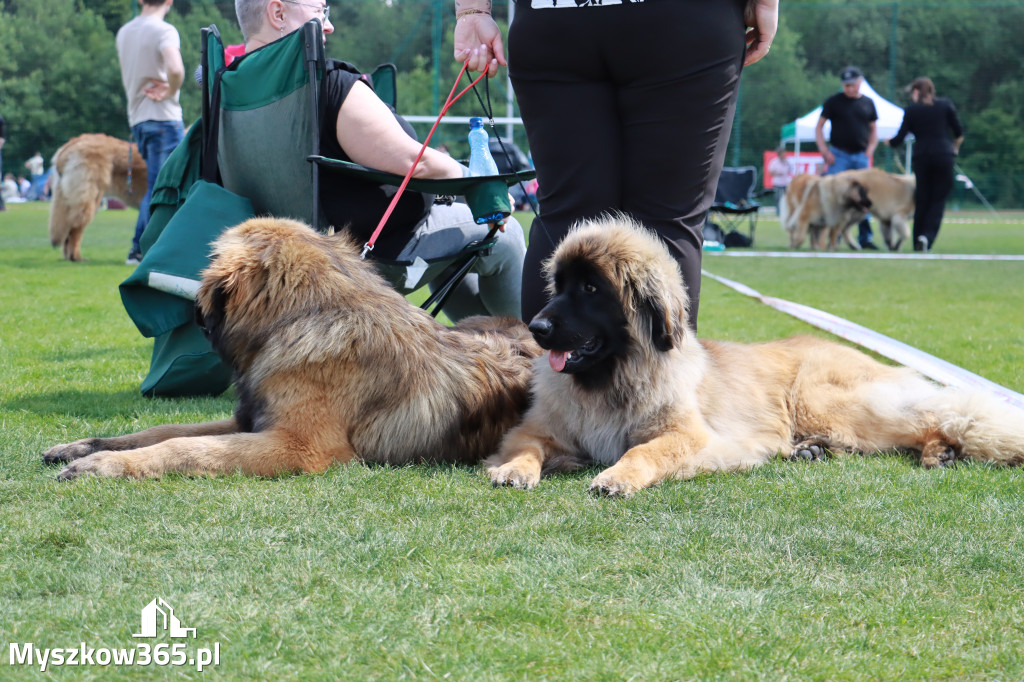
[44,217,541,480]
[486,216,1024,496]
[843,168,916,251]
[781,169,915,251]
[780,172,872,250]
[48,134,148,261]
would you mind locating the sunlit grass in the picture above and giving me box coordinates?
[2,202,1023,679]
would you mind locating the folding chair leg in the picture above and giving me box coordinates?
[420,253,481,317]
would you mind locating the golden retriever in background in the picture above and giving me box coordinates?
[48,134,147,261]
[842,168,916,251]
[486,216,1024,496]
[44,217,542,479]
[780,172,872,250]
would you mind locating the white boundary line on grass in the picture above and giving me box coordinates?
[701,270,1024,411]
[706,251,1024,261]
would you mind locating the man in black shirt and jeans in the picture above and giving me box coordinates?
[815,66,879,249]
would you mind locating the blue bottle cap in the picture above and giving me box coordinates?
[469,117,484,128]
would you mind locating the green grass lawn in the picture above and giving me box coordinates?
[2,202,1024,680]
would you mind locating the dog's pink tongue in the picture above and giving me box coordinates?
[549,350,568,372]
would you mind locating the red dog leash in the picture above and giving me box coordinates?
[361,64,488,259]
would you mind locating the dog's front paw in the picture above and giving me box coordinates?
[921,443,957,469]
[787,439,832,462]
[487,460,541,490]
[43,438,105,465]
[57,452,130,481]
[589,467,646,498]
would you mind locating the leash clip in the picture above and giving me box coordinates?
[361,242,374,260]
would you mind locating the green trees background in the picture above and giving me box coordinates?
[1,0,1022,206]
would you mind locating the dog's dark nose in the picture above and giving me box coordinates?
[528,317,553,341]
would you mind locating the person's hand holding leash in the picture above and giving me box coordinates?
[744,0,779,66]
[453,4,504,77]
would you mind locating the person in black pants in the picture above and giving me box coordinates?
[453,0,778,329]
[885,77,964,252]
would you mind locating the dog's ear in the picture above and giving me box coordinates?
[195,284,228,341]
[643,294,674,351]
[859,182,872,208]
[638,288,687,352]
[851,180,871,209]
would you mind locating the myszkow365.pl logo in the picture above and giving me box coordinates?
[8,597,221,673]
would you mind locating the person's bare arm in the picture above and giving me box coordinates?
[336,81,465,180]
[815,116,834,166]
[143,46,185,102]
[866,121,878,160]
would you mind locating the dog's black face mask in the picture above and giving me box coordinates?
[847,181,872,212]
[528,258,632,389]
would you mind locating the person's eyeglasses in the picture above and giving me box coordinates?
[281,0,330,21]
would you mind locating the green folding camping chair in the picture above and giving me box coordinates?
[207,21,531,311]
[120,20,533,397]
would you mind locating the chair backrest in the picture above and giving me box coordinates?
[369,63,397,111]
[203,22,324,228]
[714,166,758,204]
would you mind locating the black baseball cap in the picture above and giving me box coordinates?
[840,66,863,84]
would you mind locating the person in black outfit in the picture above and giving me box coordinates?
[815,66,880,250]
[885,76,964,252]
[453,0,779,329]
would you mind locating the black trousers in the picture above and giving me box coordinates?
[913,154,956,249]
[508,0,747,328]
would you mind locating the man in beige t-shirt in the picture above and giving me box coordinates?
[116,0,185,265]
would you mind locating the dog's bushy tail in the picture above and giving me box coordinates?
[47,144,105,249]
[46,160,67,247]
[925,389,1024,465]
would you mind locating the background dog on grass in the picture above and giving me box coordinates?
[842,168,916,251]
[486,216,1024,496]
[48,133,147,261]
[781,169,914,251]
[780,172,872,250]
[44,217,542,480]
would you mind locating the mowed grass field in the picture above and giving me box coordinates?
[1,201,1023,680]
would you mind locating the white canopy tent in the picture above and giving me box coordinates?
[780,80,912,169]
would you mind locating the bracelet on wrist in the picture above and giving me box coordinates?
[456,8,491,21]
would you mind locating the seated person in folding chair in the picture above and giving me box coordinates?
[233,0,526,321]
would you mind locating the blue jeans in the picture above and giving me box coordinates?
[131,120,184,252]
[825,146,874,244]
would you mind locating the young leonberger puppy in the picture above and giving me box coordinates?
[486,216,1024,496]
[44,217,541,479]
[48,134,148,261]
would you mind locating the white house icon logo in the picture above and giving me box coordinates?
[132,598,196,638]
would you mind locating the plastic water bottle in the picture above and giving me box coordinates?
[467,117,499,177]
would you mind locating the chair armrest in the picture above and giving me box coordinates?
[310,156,536,223]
